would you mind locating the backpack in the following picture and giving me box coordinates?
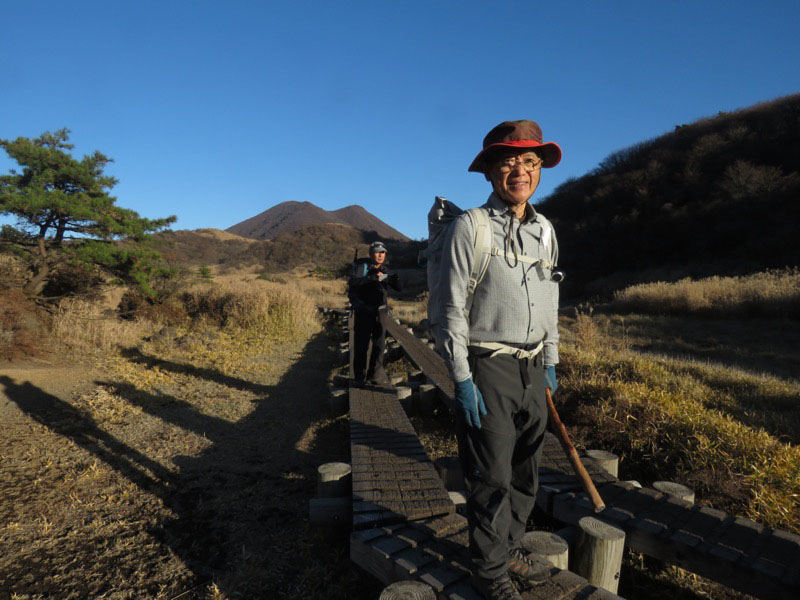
[422,196,555,349]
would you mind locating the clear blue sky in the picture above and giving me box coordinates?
[2,0,799,240]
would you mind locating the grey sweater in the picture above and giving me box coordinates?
[439,193,560,381]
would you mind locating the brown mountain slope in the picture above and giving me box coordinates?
[329,205,409,241]
[226,201,408,241]
[153,228,255,266]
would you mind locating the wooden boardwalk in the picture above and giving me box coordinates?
[350,383,454,528]
[376,310,800,600]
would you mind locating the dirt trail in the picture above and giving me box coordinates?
[0,328,379,599]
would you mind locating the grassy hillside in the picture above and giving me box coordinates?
[539,93,800,300]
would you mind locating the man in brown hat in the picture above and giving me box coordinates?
[438,120,562,600]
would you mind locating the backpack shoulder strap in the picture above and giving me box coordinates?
[464,207,492,311]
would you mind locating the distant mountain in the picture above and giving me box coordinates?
[538,93,800,299]
[226,201,409,241]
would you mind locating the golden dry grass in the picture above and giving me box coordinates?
[51,297,160,354]
[611,268,800,317]
[390,296,428,327]
[559,311,800,533]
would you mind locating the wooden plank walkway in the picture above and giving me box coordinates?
[377,310,800,600]
[351,512,622,600]
[349,383,454,528]
[551,482,800,599]
[381,311,454,402]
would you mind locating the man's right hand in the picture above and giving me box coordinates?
[454,377,487,429]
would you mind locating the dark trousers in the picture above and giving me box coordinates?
[352,309,386,382]
[456,351,548,579]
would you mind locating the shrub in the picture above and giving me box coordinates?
[610,268,800,318]
[0,289,45,359]
[52,297,159,354]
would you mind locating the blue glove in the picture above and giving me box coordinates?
[544,365,558,394]
[454,377,487,429]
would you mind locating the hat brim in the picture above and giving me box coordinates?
[468,140,562,173]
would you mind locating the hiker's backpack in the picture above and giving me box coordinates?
[422,196,556,350]
[347,256,373,305]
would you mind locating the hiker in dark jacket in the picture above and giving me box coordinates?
[439,120,562,600]
[348,240,401,385]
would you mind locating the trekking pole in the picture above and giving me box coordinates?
[545,387,605,512]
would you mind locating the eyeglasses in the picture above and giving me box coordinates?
[495,155,543,173]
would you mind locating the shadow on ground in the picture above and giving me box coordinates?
[3,327,381,599]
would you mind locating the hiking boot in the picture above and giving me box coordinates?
[471,572,522,600]
[507,547,551,585]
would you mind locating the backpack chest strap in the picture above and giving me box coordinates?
[485,247,553,270]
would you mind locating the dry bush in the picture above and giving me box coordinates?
[51,297,159,354]
[0,253,28,289]
[0,288,44,359]
[611,268,800,318]
[178,280,320,340]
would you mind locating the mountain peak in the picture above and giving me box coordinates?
[226,201,408,241]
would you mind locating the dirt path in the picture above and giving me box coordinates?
[0,327,379,599]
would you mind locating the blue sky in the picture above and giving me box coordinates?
[2,1,799,240]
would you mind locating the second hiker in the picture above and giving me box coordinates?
[348,240,401,386]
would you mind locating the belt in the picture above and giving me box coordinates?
[468,340,543,360]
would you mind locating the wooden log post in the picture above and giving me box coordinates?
[408,368,424,382]
[448,490,467,515]
[573,516,626,594]
[379,580,436,600]
[329,387,348,414]
[396,386,413,414]
[309,497,351,525]
[653,481,695,504]
[389,374,405,386]
[317,462,352,498]
[521,530,569,570]
[585,449,619,478]
[417,383,437,417]
[434,456,465,491]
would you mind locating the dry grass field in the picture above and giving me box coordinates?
[2,266,798,599]
[0,271,380,600]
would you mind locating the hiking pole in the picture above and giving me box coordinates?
[545,387,605,512]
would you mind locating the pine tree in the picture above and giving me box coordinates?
[0,129,176,297]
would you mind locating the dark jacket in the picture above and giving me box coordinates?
[348,262,401,312]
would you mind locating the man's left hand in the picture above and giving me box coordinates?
[544,365,558,394]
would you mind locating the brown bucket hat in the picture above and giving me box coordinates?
[468,119,562,173]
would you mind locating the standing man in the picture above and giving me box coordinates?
[439,120,562,600]
[348,240,401,386]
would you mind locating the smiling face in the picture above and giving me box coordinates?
[488,149,542,211]
[371,250,386,265]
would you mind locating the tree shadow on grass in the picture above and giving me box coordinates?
[0,374,173,491]
[108,330,379,599]
[3,328,381,599]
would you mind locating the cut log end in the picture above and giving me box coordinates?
[379,580,436,600]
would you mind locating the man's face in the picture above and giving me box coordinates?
[488,150,542,208]
[371,251,386,265]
